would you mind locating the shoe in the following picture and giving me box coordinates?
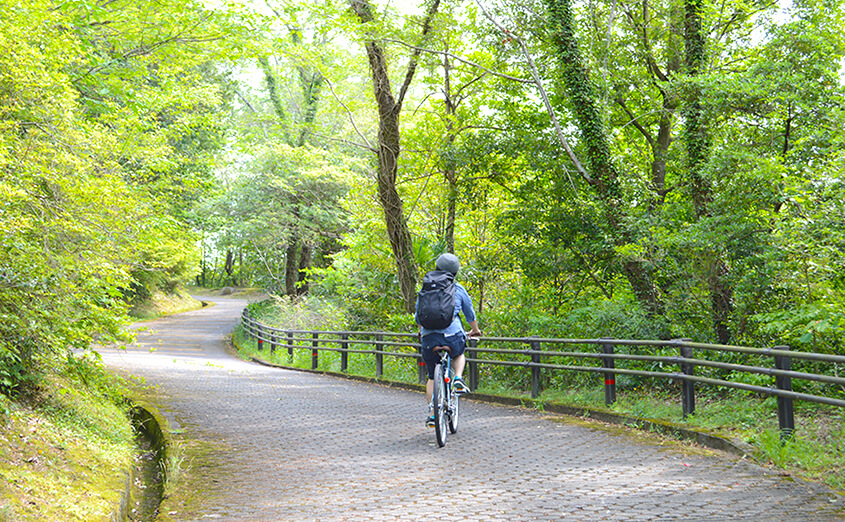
[426,406,435,427]
[453,376,470,394]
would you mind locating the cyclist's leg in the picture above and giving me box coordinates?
[452,353,466,377]
[445,332,467,377]
[446,333,470,392]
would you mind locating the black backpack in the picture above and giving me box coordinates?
[417,270,456,330]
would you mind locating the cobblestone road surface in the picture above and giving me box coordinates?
[98,297,844,521]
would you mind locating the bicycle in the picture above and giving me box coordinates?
[432,348,460,447]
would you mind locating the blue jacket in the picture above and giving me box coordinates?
[415,282,477,337]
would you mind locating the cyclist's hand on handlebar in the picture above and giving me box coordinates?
[468,328,482,339]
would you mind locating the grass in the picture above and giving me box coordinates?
[234,327,421,384]
[129,287,205,321]
[517,386,845,492]
[0,354,136,521]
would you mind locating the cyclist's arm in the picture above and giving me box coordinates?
[456,285,481,337]
[467,320,481,338]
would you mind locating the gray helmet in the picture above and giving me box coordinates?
[435,253,460,275]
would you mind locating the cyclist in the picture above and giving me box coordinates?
[415,253,482,427]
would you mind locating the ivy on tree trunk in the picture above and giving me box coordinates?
[545,0,665,319]
[683,0,733,344]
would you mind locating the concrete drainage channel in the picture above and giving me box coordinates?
[111,405,167,521]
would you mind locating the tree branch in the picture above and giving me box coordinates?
[306,131,377,153]
[395,0,441,110]
[474,0,590,185]
[615,96,655,147]
[319,71,375,151]
[383,38,534,84]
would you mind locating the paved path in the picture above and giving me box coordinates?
[99,297,843,521]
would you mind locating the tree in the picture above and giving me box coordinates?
[207,143,353,293]
[258,20,328,294]
[535,0,665,318]
[0,0,240,392]
[348,0,443,313]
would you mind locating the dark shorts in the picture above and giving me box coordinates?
[420,332,467,379]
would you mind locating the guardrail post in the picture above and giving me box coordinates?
[678,339,695,418]
[311,333,319,370]
[375,334,384,378]
[530,337,542,399]
[417,335,426,384]
[774,345,794,440]
[341,334,349,373]
[257,323,263,351]
[467,337,479,392]
[241,309,250,338]
[601,339,616,406]
[270,333,276,355]
[287,331,294,360]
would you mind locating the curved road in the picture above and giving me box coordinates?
[98,297,843,521]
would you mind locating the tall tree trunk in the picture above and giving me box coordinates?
[376,111,419,311]
[684,0,710,218]
[546,0,664,318]
[224,249,234,284]
[350,0,442,312]
[445,178,457,254]
[200,229,207,287]
[709,259,733,344]
[296,66,323,147]
[238,247,243,287]
[684,0,733,344]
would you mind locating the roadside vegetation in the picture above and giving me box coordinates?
[129,288,206,322]
[0,355,135,520]
[0,285,204,521]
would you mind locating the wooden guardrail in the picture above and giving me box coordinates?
[240,308,845,438]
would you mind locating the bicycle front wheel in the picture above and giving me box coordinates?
[433,363,448,447]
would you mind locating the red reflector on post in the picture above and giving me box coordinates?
[605,379,615,386]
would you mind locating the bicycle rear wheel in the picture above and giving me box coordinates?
[433,363,448,447]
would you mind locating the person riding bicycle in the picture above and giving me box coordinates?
[415,253,481,427]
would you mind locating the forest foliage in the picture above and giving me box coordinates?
[2,0,845,395]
